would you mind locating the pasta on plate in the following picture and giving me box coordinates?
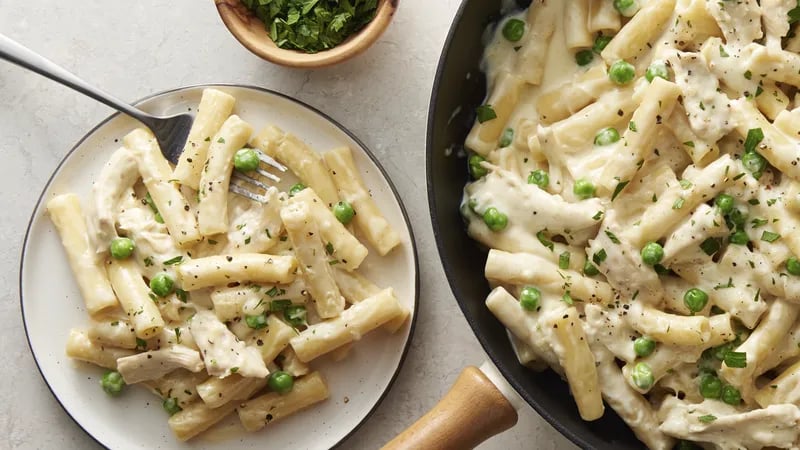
[46,88,409,442]
[463,1,800,449]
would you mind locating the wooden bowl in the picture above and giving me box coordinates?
[215,0,398,68]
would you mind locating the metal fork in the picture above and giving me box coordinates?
[0,33,284,200]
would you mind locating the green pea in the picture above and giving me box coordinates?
[110,237,135,260]
[528,169,549,188]
[640,242,664,266]
[100,371,125,396]
[150,273,175,298]
[613,0,635,13]
[288,183,306,197]
[729,230,749,245]
[683,288,709,313]
[162,397,182,416]
[787,256,800,276]
[593,35,613,54]
[594,127,620,146]
[575,49,594,66]
[699,373,722,399]
[233,148,260,172]
[245,313,268,329]
[502,18,525,42]
[268,370,295,394]
[631,362,654,390]
[633,336,656,357]
[583,260,600,276]
[519,286,541,311]
[645,61,670,82]
[573,178,596,200]
[483,207,508,232]
[469,154,488,179]
[721,384,741,405]
[609,60,636,85]
[284,305,307,328]
[742,151,767,180]
[333,201,355,225]
[714,194,734,214]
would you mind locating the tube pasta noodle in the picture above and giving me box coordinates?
[249,127,340,207]
[280,199,344,319]
[66,329,135,369]
[107,259,165,339]
[290,288,403,362]
[237,372,329,432]
[290,187,368,270]
[123,128,200,247]
[463,3,800,448]
[50,88,409,443]
[323,146,401,255]
[87,319,137,349]
[177,253,297,290]
[197,115,254,236]
[172,88,236,189]
[46,194,118,315]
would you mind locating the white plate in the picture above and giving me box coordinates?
[20,85,419,450]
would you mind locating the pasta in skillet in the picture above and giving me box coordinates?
[464,1,800,449]
[46,88,408,441]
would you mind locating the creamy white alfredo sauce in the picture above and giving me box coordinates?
[461,1,800,449]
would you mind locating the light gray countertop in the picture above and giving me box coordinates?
[0,1,576,448]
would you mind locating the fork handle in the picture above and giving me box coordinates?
[0,33,152,124]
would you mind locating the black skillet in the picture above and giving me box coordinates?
[386,0,647,448]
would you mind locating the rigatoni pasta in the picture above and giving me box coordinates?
[465,2,800,448]
[49,88,409,442]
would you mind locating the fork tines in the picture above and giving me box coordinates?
[230,149,287,203]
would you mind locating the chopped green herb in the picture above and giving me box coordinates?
[698,414,717,423]
[628,121,637,132]
[270,299,293,312]
[163,256,184,266]
[558,251,571,269]
[724,351,747,368]
[217,137,226,144]
[761,231,781,243]
[476,105,497,123]
[537,230,554,251]
[611,180,630,201]
[143,256,154,267]
[699,237,721,256]
[325,242,335,255]
[679,179,693,189]
[175,288,188,303]
[751,218,768,228]
[605,230,621,244]
[592,211,604,221]
[562,292,574,305]
[744,70,752,80]
[719,45,729,57]
[241,0,379,53]
[672,197,685,209]
[208,239,218,245]
[744,128,764,153]
[593,249,607,265]
[683,141,695,148]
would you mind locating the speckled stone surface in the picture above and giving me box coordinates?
[0,1,578,449]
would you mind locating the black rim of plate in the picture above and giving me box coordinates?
[19,83,420,450]
[425,3,590,450]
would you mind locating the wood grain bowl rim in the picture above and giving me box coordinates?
[215,0,398,68]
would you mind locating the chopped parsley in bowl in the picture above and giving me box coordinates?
[216,0,397,67]
[242,0,380,53]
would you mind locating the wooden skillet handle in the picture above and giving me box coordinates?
[382,366,518,450]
